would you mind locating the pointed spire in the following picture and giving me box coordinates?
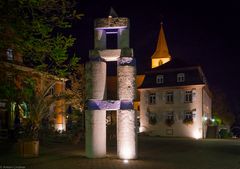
[152,22,170,58]
[151,22,171,68]
[108,7,118,18]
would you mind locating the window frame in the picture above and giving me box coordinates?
[167,112,174,120]
[177,73,185,82]
[166,91,174,104]
[185,90,193,103]
[149,93,156,105]
[156,75,164,84]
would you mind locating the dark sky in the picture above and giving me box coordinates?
[71,1,240,112]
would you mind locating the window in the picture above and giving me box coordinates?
[167,112,174,120]
[185,91,192,103]
[183,111,194,125]
[159,60,163,66]
[156,75,164,84]
[149,112,157,125]
[177,73,185,82]
[166,91,174,104]
[6,48,13,60]
[149,93,156,104]
[165,112,174,127]
[185,112,193,119]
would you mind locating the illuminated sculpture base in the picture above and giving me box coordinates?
[85,110,106,158]
[117,110,137,159]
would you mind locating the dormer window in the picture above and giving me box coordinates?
[156,75,164,84]
[177,73,185,82]
[6,48,13,61]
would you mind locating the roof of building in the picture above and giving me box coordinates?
[139,58,207,89]
[149,57,196,72]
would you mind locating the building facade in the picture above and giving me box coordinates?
[0,48,67,133]
[138,24,212,139]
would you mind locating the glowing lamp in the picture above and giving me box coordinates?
[193,130,201,140]
[123,159,129,164]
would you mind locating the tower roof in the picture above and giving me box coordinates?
[152,23,171,59]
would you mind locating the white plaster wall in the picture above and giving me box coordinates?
[140,85,205,138]
[85,61,106,100]
[202,88,212,138]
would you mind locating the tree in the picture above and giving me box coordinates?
[212,88,235,126]
[0,0,82,77]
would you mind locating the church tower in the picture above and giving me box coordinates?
[151,23,171,68]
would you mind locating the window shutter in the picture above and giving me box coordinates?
[173,112,176,120]
[162,92,166,102]
[157,92,162,101]
[192,109,197,121]
[180,90,185,103]
[178,111,182,120]
[192,89,197,102]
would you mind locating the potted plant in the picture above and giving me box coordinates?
[18,79,58,157]
[183,117,193,125]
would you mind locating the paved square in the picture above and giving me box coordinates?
[1,136,240,169]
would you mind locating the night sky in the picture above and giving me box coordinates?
[70,1,240,113]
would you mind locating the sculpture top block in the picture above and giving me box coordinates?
[95,17,129,30]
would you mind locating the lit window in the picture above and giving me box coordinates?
[156,75,164,84]
[166,91,174,104]
[185,91,192,103]
[177,73,185,82]
[6,48,13,60]
[149,93,156,104]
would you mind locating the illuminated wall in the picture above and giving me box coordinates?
[54,81,66,131]
[152,58,171,68]
[139,85,211,139]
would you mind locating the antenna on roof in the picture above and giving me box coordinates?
[108,7,118,18]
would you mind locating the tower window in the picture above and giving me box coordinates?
[156,75,164,84]
[177,73,185,82]
[106,33,118,49]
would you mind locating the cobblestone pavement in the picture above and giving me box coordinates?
[1,136,240,169]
